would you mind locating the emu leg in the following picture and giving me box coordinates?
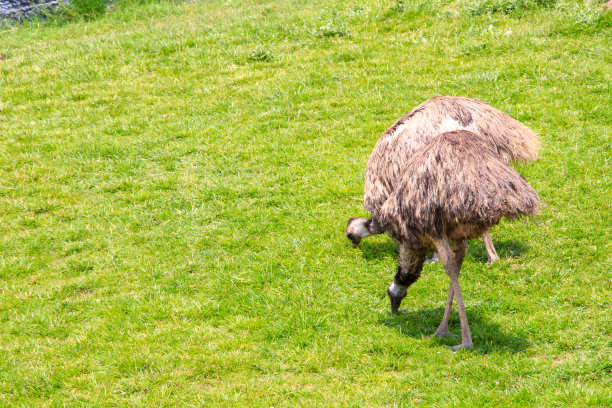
[448,270,473,350]
[432,236,473,350]
[482,231,499,264]
[433,285,455,338]
[425,252,440,264]
[434,239,467,338]
[431,232,497,265]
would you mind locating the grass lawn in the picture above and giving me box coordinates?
[0,0,610,406]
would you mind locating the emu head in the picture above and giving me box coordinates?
[387,282,408,313]
[345,217,372,246]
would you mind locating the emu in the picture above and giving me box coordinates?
[346,96,539,263]
[362,130,539,349]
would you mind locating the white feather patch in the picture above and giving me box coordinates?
[388,282,408,297]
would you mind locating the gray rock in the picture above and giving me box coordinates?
[0,0,63,19]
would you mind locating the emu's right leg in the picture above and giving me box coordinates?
[482,231,499,263]
[434,239,467,338]
[432,236,473,350]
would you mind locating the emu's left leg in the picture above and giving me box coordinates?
[432,236,473,350]
[482,231,499,263]
[387,242,426,313]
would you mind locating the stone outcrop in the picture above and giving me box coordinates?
[0,0,62,19]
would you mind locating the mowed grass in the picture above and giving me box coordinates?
[0,0,610,406]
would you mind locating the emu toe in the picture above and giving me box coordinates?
[446,343,473,351]
[432,330,457,339]
[486,255,500,264]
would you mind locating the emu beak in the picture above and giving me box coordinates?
[347,233,362,246]
[345,217,371,246]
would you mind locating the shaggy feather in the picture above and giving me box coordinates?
[378,131,540,244]
[364,96,539,218]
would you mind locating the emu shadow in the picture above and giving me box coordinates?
[468,239,531,263]
[359,239,398,261]
[379,306,530,354]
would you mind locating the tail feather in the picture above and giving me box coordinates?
[468,99,539,162]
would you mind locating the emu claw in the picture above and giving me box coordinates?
[432,331,458,339]
[486,256,500,265]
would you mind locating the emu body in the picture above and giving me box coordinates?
[363,131,540,349]
[347,96,539,263]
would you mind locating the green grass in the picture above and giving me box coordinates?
[1,0,611,406]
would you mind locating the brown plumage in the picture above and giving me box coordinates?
[347,96,539,263]
[365,96,539,217]
[371,130,540,350]
[379,131,539,244]
[379,132,539,242]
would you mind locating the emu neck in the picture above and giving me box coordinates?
[394,242,427,288]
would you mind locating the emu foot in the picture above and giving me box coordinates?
[446,343,473,351]
[486,255,500,264]
[432,330,457,339]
